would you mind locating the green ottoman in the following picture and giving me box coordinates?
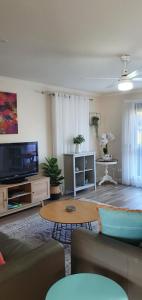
[45,273,128,300]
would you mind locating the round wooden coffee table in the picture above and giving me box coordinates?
[40,199,98,244]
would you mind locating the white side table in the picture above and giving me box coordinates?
[96,159,118,185]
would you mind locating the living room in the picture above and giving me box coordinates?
[0,1,142,300]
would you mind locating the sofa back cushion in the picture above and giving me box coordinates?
[98,207,142,245]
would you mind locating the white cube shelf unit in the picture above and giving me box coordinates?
[64,152,96,196]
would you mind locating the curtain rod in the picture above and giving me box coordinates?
[41,91,95,101]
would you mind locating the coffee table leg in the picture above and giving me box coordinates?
[86,222,92,230]
[52,222,62,242]
[52,222,71,244]
[52,222,57,237]
[52,222,92,244]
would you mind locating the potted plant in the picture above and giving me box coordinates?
[42,157,64,200]
[99,132,115,160]
[91,116,99,137]
[73,134,85,153]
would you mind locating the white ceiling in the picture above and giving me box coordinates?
[1,0,142,93]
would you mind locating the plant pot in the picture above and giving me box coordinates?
[75,144,81,153]
[50,185,61,200]
[102,154,112,161]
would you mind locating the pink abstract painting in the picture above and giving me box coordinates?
[0,92,18,134]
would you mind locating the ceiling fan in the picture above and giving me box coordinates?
[87,55,142,91]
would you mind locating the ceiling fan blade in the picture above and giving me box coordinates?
[132,77,142,81]
[128,69,142,79]
[128,70,139,79]
[106,82,117,89]
[85,77,118,80]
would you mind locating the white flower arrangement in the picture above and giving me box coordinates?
[99,132,115,155]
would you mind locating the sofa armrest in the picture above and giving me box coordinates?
[71,229,142,299]
[0,239,65,300]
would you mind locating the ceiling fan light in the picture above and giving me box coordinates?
[118,79,133,91]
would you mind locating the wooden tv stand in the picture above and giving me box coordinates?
[0,176,50,217]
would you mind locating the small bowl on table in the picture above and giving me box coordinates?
[65,205,76,212]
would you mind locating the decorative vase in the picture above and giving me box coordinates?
[75,144,81,153]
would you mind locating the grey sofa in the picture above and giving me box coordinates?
[0,232,65,300]
[71,229,142,300]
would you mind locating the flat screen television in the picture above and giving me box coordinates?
[0,142,39,183]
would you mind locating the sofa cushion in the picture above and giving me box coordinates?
[0,232,32,261]
[98,207,142,245]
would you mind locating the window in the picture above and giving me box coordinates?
[122,102,142,187]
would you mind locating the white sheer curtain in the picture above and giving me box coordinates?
[51,92,89,168]
[122,101,142,187]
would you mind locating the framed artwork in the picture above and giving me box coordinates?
[0,91,18,134]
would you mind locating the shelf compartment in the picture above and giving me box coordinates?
[75,172,84,188]
[8,183,31,199]
[75,157,84,172]
[85,170,95,185]
[85,155,95,170]
[8,194,31,207]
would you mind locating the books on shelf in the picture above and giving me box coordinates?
[8,202,23,209]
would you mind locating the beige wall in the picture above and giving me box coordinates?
[0,77,52,163]
[3,76,142,182]
[3,76,140,182]
[0,76,96,165]
[2,75,142,183]
[95,90,142,181]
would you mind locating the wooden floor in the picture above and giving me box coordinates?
[1,183,142,226]
[78,184,142,209]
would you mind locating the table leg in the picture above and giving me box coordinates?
[52,222,92,244]
[98,164,117,185]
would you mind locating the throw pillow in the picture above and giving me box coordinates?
[98,206,142,246]
[0,252,5,265]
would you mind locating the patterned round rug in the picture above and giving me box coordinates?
[0,212,98,275]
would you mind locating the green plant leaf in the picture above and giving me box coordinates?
[73,134,85,144]
[41,156,64,186]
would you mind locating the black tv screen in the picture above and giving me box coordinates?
[0,142,38,183]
